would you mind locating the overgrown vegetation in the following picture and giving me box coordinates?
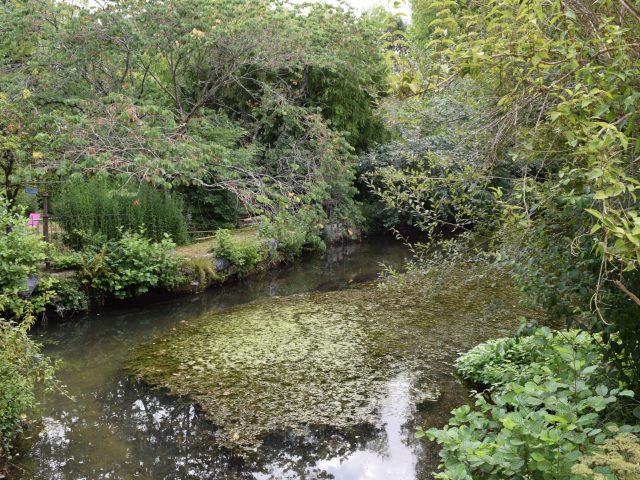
[0,201,55,318]
[360,1,640,477]
[54,177,188,246]
[0,318,56,464]
[422,328,639,479]
[75,231,182,300]
[375,0,640,383]
[213,229,267,274]
[2,0,640,476]
[2,0,387,242]
[0,203,56,466]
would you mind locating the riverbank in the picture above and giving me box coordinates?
[45,226,359,318]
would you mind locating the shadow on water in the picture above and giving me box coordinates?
[11,239,524,479]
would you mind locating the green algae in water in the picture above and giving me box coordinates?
[126,263,531,450]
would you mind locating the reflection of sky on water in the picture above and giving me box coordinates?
[313,373,418,480]
[251,372,419,480]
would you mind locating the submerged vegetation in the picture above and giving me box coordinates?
[127,263,526,451]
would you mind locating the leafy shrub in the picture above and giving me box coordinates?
[0,202,46,289]
[421,328,638,480]
[54,177,188,246]
[265,222,307,261]
[0,200,55,318]
[0,318,56,460]
[259,211,326,261]
[213,229,266,273]
[49,249,82,271]
[455,327,603,389]
[51,278,89,316]
[77,231,182,299]
[0,203,57,459]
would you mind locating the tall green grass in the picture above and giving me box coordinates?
[54,177,188,246]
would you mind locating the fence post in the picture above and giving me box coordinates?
[43,192,51,270]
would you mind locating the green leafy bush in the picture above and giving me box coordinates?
[0,202,46,289]
[274,227,308,260]
[261,220,308,261]
[49,249,82,271]
[213,229,266,273]
[51,278,89,315]
[0,200,55,318]
[259,211,326,261]
[54,177,188,246]
[0,318,56,460]
[421,328,638,480]
[455,327,603,389]
[0,201,57,459]
[77,231,182,299]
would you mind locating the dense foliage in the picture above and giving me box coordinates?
[0,1,394,459]
[3,0,639,476]
[76,231,182,300]
[1,0,389,239]
[179,187,241,232]
[0,201,56,464]
[367,0,640,382]
[0,318,55,462]
[0,200,55,318]
[422,328,638,479]
[455,327,605,389]
[213,229,267,273]
[367,3,640,476]
[54,177,188,246]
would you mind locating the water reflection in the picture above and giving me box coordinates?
[14,240,418,480]
[313,372,419,480]
[12,240,528,480]
[22,375,414,480]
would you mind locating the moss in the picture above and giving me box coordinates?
[126,263,531,451]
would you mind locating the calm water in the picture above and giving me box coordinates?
[12,240,523,480]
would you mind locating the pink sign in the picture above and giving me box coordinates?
[27,213,41,228]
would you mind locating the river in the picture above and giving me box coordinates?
[12,240,526,479]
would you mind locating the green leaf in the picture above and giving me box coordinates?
[587,168,603,180]
[593,191,609,200]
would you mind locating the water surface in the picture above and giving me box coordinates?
[12,240,526,479]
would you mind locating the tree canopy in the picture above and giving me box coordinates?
[1,0,389,229]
